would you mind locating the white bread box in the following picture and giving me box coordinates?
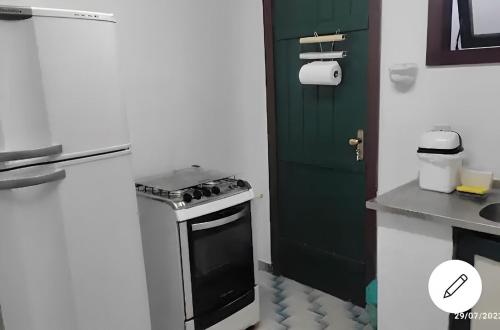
[417,130,464,193]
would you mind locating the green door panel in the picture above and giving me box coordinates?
[273,0,318,40]
[278,161,365,261]
[316,0,369,34]
[275,39,305,162]
[275,30,368,172]
[273,0,369,305]
[278,237,365,304]
[273,0,368,41]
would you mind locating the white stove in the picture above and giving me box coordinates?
[136,166,259,330]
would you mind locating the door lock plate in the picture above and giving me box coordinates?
[349,129,364,161]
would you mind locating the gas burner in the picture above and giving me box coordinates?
[199,182,220,196]
[135,167,251,210]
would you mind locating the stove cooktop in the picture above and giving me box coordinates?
[135,166,251,210]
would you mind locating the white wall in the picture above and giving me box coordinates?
[6,0,271,262]
[378,213,452,330]
[379,0,500,195]
[379,0,500,328]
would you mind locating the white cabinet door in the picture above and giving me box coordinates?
[472,256,500,330]
[453,231,500,330]
[0,153,151,330]
[0,16,129,159]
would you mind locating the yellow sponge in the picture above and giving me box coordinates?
[456,185,489,195]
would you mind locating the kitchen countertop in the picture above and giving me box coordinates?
[366,180,500,236]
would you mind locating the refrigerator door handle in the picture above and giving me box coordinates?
[0,144,63,162]
[0,7,32,21]
[0,7,33,21]
[0,169,66,190]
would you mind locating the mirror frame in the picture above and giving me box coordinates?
[457,0,500,49]
[426,0,500,66]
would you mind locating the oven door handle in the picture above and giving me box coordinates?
[191,208,248,231]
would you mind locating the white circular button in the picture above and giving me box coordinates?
[428,260,482,313]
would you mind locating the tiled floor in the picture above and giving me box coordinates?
[256,271,374,330]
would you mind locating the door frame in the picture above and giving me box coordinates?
[262,0,382,283]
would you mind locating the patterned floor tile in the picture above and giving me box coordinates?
[255,271,370,330]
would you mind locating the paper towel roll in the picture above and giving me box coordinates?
[299,61,342,86]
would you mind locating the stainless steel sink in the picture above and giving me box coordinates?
[479,203,500,222]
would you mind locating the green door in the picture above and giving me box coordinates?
[272,0,369,304]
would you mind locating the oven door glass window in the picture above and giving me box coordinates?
[188,202,254,322]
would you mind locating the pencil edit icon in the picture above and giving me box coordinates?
[429,260,482,313]
[444,274,468,299]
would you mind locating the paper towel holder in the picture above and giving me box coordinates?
[299,31,346,44]
[299,31,348,61]
[299,51,347,60]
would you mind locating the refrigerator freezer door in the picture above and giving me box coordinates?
[0,15,130,165]
[0,153,151,330]
[0,167,78,330]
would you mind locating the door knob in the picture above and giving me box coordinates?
[348,129,364,161]
[349,138,362,147]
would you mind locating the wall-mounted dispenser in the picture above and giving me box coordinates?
[298,32,346,86]
[389,63,418,86]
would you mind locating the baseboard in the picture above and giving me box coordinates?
[258,260,274,274]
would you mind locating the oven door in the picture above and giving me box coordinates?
[179,202,255,329]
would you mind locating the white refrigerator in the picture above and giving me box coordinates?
[0,6,151,330]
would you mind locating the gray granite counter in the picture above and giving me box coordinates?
[366,180,500,236]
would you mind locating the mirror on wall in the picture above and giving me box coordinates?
[451,0,500,50]
[426,0,500,65]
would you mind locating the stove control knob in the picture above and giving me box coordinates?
[237,180,247,188]
[183,193,193,203]
[211,186,221,195]
[193,189,203,200]
[201,187,212,197]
